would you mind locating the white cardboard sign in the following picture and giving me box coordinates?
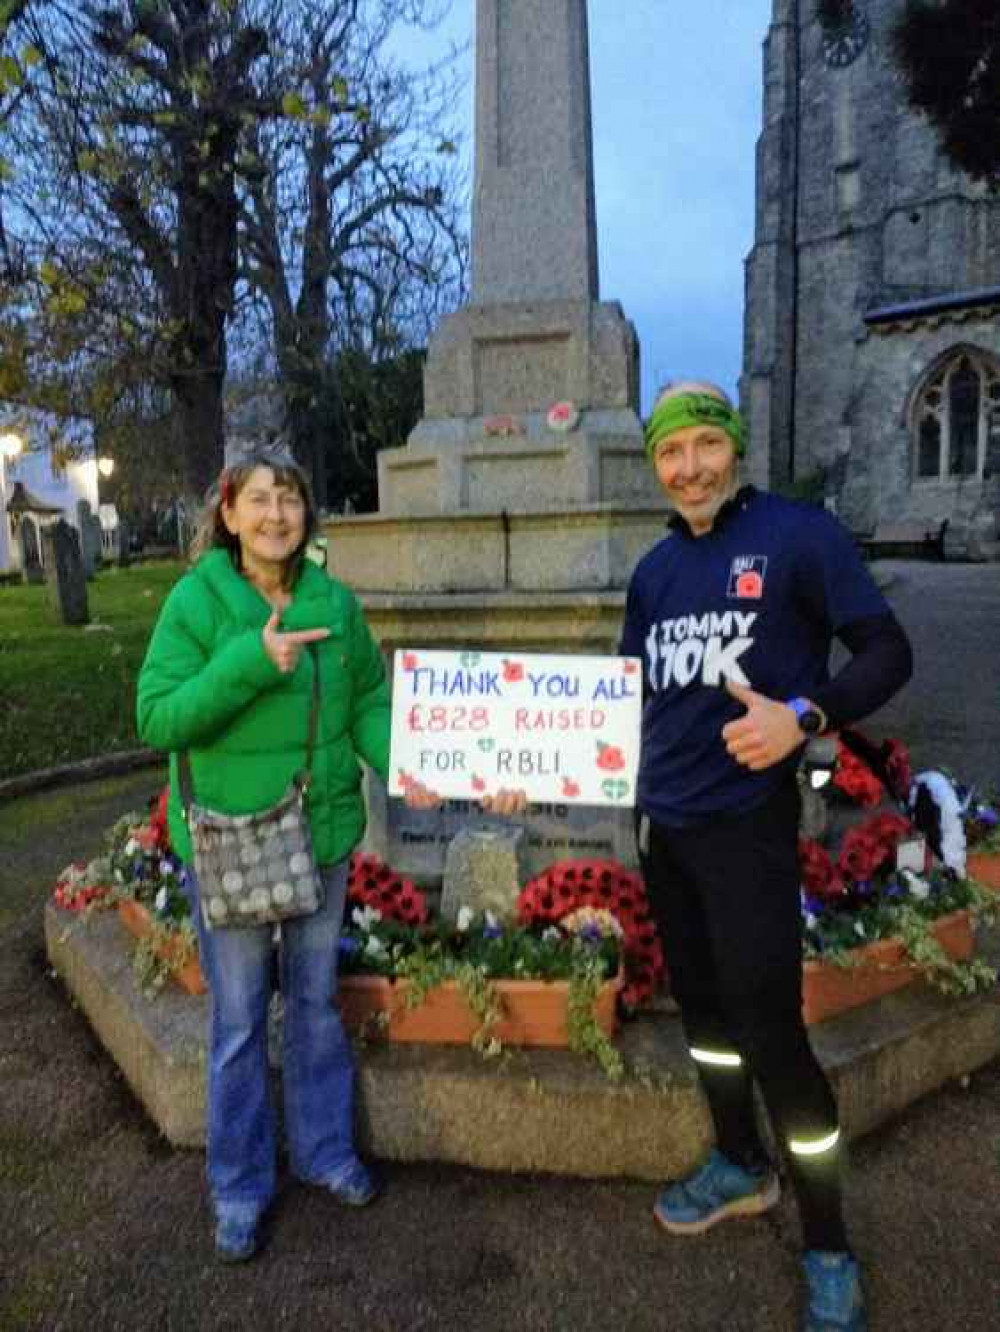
[388,648,642,807]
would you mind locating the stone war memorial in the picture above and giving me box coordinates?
[327,0,666,886]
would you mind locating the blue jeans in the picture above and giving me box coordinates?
[190,860,358,1225]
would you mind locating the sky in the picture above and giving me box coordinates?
[397,0,775,413]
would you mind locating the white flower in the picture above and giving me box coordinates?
[155,886,168,913]
[124,838,138,856]
[541,926,562,943]
[363,934,386,957]
[854,921,867,938]
[901,869,931,901]
[484,909,500,933]
[804,912,818,932]
[456,905,474,933]
[351,905,381,931]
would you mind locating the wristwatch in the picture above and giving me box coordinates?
[787,697,827,736]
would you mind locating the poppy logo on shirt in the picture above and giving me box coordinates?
[727,555,767,600]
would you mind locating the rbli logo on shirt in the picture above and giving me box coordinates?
[727,555,768,600]
[645,612,758,691]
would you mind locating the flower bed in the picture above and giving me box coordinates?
[967,852,1000,891]
[802,909,974,1025]
[54,738,1000,1038]
[517,858,665,1010]
[337,970,618,1047]
[117,899,206,997]
[798,732,997,1020]
[963,787,1000,889]
[339,890,624,1074]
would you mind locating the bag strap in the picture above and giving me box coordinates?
[179,644,322,814]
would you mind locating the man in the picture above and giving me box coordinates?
[620,382,912,1332]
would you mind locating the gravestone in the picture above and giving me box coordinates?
[76,499,103,578]
[42,519,89,625]
[18,517,43,585]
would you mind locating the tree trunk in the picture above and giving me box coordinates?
[171,366,225,504]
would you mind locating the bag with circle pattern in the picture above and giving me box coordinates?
[180,656,324,930]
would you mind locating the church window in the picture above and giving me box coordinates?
[948,361,979,476]
[917,416,941,478]
[913,353,1000,482]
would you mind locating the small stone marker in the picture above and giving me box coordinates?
[76,499,103,578]
[440,826,527,924]
[18,516,43,584]
[42,519,89,625]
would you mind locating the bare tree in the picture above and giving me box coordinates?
[3,0,288,497]
[239,0,466,507]
[1,0,465,512]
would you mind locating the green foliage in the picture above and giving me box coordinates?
[0,560,182,777]
[566,957,624,1079]
[332,347,425,511]
[129,916,197,998]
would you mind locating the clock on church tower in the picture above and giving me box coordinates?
[821,0,870,69]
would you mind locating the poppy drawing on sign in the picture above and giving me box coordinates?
[596,742,626,772]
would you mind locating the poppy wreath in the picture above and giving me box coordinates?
[516,858,665,1010]
[800,810,915,901]
[347,852,429,927]
[830,740,884,808]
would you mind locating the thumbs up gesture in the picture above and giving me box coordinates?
[262,610,331,674]
[721,679,806,771]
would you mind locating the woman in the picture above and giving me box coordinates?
[137,450,443,1262]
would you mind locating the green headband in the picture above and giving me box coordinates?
[644,393,746,460]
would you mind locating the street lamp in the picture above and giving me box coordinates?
[0,431,24,459]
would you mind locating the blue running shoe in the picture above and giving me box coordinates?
[801,1251,867,1331]
[214,1213,258,1264]
[316,1158,380,1208]
[653,1149,780,1235]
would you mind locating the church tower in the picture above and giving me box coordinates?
[743,0,1000,555]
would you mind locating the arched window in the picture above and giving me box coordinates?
[913,351,1000,482]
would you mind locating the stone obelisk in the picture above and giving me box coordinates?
[471,0,598,306]
[325,0,664,879]
[374,0,649,523]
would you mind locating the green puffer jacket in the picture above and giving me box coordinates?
[136,548,391,867]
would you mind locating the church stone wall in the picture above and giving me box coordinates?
[744,0,1000,546]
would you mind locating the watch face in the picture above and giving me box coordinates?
[821,3,870,69]
[799,708,824,736]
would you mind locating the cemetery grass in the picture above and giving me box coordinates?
[0,561,183,779]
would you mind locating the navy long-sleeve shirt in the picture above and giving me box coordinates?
[619,487,913,827]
